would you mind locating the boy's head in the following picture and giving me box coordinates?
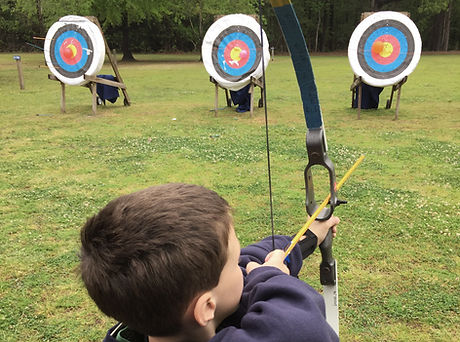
[80,183,241,337]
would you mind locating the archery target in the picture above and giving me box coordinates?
[348,11,421,87]
[44,15,105,86]
[202,14,270,91]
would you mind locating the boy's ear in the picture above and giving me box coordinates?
[193,291,216,327]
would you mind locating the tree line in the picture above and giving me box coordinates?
[1,0,458,60]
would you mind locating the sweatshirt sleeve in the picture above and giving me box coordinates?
[238,235,304,277]
[212,267,339,342]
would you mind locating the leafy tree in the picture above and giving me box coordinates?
[0,0,93,50]
[0,0,458,53]
[91,0,171,60]
[14,0,93,36]
[167,0,256,54]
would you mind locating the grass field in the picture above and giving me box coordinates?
[0,52,459,341]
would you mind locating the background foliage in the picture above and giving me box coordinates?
[1,0,459,58]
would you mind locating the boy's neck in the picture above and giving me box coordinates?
[148,321,216,342]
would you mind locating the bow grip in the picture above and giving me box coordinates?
[304,127,337,220]
[319,230,336,285]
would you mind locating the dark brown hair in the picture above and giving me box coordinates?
[80,183,232,336]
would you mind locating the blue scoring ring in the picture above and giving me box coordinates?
[363,27,408,73]
[212,25,261,82]
[54,30,89,72]
[217,32,257,77]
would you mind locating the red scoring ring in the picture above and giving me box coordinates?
[371,34,400,65]
[59,37,83,65]
[223,40,250,69]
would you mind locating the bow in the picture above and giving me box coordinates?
[268,0,340,335]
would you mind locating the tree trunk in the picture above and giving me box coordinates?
[121,12,135,61]
[441,1,453,51]
[199,1,203,61]
[35,0,45,36]
[315,8,321,52]
[370,0,376,11]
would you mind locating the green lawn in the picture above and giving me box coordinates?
[0,52,459,341]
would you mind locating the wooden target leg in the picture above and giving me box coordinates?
[394,86,402,120]
[259,85,264,108]
[60,82,66,113]
[214,83,219,117]
[357,83,362,120]
[91,82,97,115]
[387,85,395,109]
[225,89,231,107]
[249,82,255,118]
[351,75,356,108]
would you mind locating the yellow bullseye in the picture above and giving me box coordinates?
[372,40,393,58]
[380,42,393,57]
[230,46,242,61]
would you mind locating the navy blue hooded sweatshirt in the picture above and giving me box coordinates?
[103,235,339,342]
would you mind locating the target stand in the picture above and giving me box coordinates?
[202,14,269,117]
[45,15,130,115]
[350,74,407,120]
[348,12,421,120]
[210,75,264,117]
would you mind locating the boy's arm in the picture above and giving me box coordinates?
[239,216,340,273]
[239,235,303,277]
[213,266,339,342]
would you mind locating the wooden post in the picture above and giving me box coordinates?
[90,82,97,115]
[386,84,396,109]
[249,76,264,117]
[214,82,219,117]
[259,81,264,108]
[394,86,402,120]
[357,83,362,120]
[112,49,118,68]
[225,89,232,107]
[13,55,25,90]
[60,82,66,113]
[350,75,363,119]
[249,82,255,117]
[385,76,407,119]
[351,75,357,107]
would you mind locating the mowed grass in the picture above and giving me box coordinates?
[0,52,459,341]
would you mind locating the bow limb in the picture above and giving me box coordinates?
[269,0,339,336]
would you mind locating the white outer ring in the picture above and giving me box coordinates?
[348,11,421,87]
[201,14,270,91]
[44,15,105,86]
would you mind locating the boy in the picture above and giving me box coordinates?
[80,183,340,342]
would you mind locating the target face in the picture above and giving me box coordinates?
[202,14,270,91]
[44,16,105,86]
[348,12,421,87]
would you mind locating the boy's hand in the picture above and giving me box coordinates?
[308,215,340,246]
[246,249,290,275]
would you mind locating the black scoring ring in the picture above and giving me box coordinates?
[211,25,262,82]
[357,19,415,80]
[49,24,94,79]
